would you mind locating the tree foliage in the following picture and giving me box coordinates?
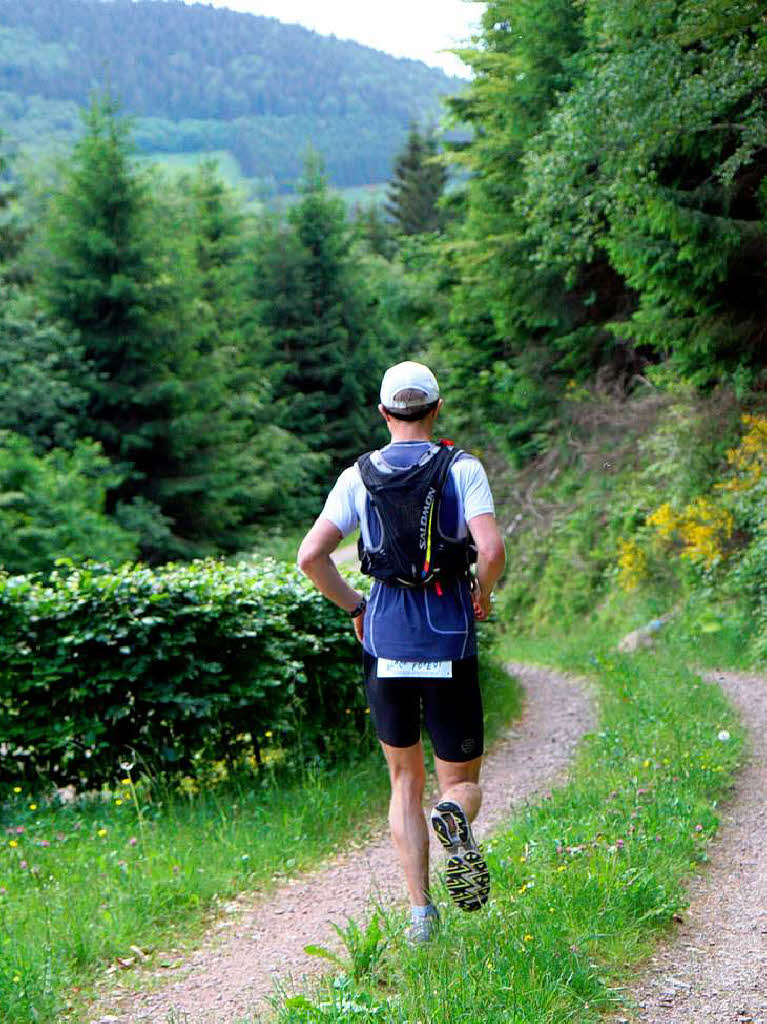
[386,122,447,236]
[0,432,137,573]
[438,0,767,457]
[256,156,401,477]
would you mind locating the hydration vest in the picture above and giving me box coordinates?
[356,441,477,588]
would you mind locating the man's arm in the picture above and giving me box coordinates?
[468,512,506,621]
[297,518,367,640]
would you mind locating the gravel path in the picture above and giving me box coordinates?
[90,664,593,1024]
[625,670,767,1024]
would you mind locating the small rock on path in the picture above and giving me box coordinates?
[91,664,593,1024]
[626,670,767,1024]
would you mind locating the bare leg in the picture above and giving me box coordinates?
[434,755,483,821]
[379,739,429,906]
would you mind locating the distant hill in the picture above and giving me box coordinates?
[0,0,463,190]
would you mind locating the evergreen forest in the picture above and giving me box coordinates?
[0,0,764,578]
[0,0,460,190]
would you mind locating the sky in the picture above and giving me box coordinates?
[185,1,485,78]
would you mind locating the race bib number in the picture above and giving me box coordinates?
[377,658,453,679]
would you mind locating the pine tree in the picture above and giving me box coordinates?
[386,122,447,236]
[256,154,387,477]
[39,95,253,559]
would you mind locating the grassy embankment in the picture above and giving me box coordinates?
[0,633,517,1024]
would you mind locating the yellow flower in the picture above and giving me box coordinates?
[523,934,533,943]
[617,537,648,592]
[97,828,108,837]
[9,839,18,848]
[519,856,526,863]
[115,799,123,806]
[121,777,132,785]
[264,730,273,738]
[29,804,37,811]
[557,865,567,872]
[643,759,650,768]
[13,787,21,794]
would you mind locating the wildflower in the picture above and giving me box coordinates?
[617,537,648,592]
[19,860,27,870]
[97,828,108,838]
[37,840,50,848]
[13,786,21,794]
[616,839,624,849]
[9,840,18,848]
[694,824,703,833]
[0,886,6,895]
[264,730,273,738]
[717,730,730,742]
[523,934,533,943]
[29,804,37,811]
[121,778,132,785]
[128,837,138,847]
[115,799,123,806]
[643,759,650,768]
[557,865,567,872]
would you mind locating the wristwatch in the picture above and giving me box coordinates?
[349,596,367,618]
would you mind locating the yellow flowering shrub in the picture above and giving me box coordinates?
[718,414,767,493]
[617,537,648,592]
[647,496,733,569]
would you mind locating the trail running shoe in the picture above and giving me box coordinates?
[406,905,440,946]
[430,800,490,913]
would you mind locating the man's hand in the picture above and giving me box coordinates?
[468,513,505,622]
[352,608,365,643]
[471,578,492,621]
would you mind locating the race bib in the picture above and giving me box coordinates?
[377,658,453,679]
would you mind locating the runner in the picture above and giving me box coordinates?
[297,361,505,943]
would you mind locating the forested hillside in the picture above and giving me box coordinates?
[0,0,460,189]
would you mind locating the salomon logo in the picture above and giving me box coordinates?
[419,487,437,550]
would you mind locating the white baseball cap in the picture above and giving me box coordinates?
[380,361,440,411]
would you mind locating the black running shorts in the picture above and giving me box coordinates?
[362,652,484,762]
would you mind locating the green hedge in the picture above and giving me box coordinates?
[0,559,369,787]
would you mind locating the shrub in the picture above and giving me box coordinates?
[0,559,369,787]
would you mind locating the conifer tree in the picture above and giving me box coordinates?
[256,154,387,477]
[39,96,255,558]
[386,122,447,236]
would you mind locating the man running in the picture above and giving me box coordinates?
[297,361,505,943]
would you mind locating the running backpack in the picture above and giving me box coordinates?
[356,441,476,588]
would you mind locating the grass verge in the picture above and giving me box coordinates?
[0,642,518,1023]
[273,627,747,1023]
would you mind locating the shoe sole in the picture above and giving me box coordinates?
[445,850,490,912]
[431,800,490,912]
[430,800,470,850]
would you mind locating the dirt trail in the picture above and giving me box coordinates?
[625,670,767,1024]
[91,664,594,1024]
